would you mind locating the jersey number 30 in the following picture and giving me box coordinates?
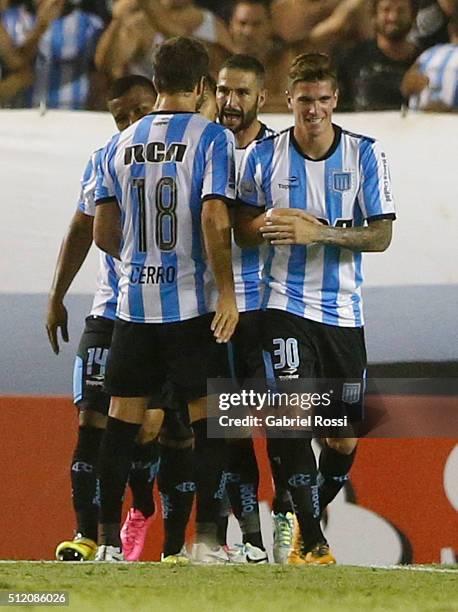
[133,177,177,252]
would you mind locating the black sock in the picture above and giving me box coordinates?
[278,437,326,552]
[128,440,159,518]
[98,417,141,545]
[226,438,263,549]
[71,426,104,542]
[192,418,227,542]
[158,443,195,557]
[318,445,356,511]
[266,437,294,515]
[217,493,231,546]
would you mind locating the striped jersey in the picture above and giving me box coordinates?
[409,43,458,110]
[2,7,103,109]
[77,148,119,320]
[233,122,277,312]
[237,126,396,327]
[95,111,236,324]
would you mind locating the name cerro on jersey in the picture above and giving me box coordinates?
[130,265,176,285]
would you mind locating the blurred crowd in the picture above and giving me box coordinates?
[1,0,457,112]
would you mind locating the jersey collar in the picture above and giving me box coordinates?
[290,124,342,161]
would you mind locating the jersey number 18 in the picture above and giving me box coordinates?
[133,177,177,252]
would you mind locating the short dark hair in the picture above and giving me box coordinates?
[231,0,271,18]
[220,54,266,87]
[288,53,337,91]
[152,36,209,94]
[108,75,156,101]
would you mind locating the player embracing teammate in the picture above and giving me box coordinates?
[48,39,394,565]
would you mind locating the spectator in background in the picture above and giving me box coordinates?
[1,0,105,109]
[402,8,458,110]
[228,0,304,111]
[408,0,457,50]
[95,0,233,81]
[0,21,33,103]
[271,0,373,54]
[334,0,418,111]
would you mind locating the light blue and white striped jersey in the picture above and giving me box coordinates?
[409,43,458,110]
[238,126,396,327]
[233,122,277,312]
[77,149,119,321]
[2,7,103,109]
[95,111,236,324]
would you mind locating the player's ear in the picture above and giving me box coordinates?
[286,90,292,111]
[333,87,339,110]
[196,76,205,98]
[257,88,267,111]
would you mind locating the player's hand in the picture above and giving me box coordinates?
[260,209,323,245]
[211,293,239,344]
[46,299,69,355]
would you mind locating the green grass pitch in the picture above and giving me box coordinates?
[0,562,457,612]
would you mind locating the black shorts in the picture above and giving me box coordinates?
[73,316,168,415]
[259,309,366,380]
[227,310,263,384]
[73,316,114,415]
[259,310,366,434]
[105,313,229,401]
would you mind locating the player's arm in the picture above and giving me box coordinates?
[46,210,93,354]
[235,205,322,247]
[233,143,270,247]
[93,199,121,260]
[261,213,392,251]
[202,199,238,343]
[201,129,238,342]
[234,203,267,247]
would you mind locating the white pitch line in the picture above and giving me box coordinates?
[371,565,457,574]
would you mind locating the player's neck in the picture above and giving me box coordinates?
[235,119,262,149]
[293,124,335,160]
[155,92,197,114]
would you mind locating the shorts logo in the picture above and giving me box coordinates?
[333,172,352,192]
[175,481,196,493]
[288,473,311,488]
[342,382,361,404]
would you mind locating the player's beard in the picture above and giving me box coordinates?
[219,97,259,134]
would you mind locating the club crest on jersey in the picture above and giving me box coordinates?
[341,382,361,404]
[332,171,352,192]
